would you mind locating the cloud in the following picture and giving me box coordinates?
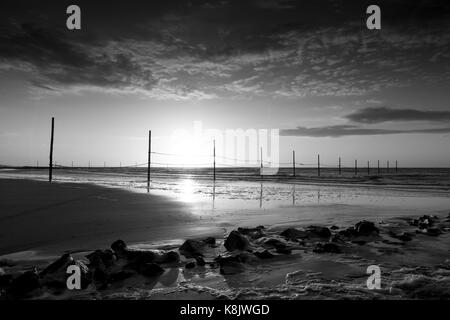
[0,0,449,101]
[346,107,450,123]
[280,125,450,137]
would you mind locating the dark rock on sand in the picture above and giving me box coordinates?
[410,215,436,229]
[215,252,255,275]
[338,227,358,238]
[276,247,292,254]
[86,249,115,270]
[389,232,413,242]
[280,228,308,240]
[260,237,288,249]
[179,239,206,257]
[0,268,12,287]
[224,230,251,251]
[39,253,91,289]
[330,225,340,230]
[108,270,136,283]
[253,250,274,259]
[40,253,73,278]
[306,226,332,238]
[9,268,41,297]
[195,257,206,266]
[238,226,265,239]
[331,234,346,243]
[355,221,379,235]
[111,240,179,264]
[203,237,216,246]
[138,263,165,277]
[179,237,217,257]
[185,261,196,269]
[425,227,442,236]
[313,242,342,254]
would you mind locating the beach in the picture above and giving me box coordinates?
[0,168,450,300]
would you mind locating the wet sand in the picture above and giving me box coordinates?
[0,179,222,256]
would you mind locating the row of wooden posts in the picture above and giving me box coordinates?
[47,118,399,185]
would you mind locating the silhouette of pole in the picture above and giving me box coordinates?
[213,140,216,181]
[338,157,341,175]
[354,159,357,175]
[49,117,54,182]
[147,130,151,190]
[395,160,398,173]
[377,160,380,175]
[292,150,296,177]
[318,154,320,177]
[260,147,263,179]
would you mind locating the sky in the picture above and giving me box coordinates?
[0,0,449,167]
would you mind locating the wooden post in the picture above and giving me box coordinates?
[377,160,380,175]
[213,140,216,181]
[318,154,320,177]
[354,159,357,175]
[147,130,151,190]
[395,160,398,173]
[260,147,263,179]
[338,157,341,175]
[49,117,54,182]
[292,150,296,177]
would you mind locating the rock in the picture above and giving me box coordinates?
[259,237,288,249]
[39,253,91,289]
[161,251,180,263]
[410,215,436,229]
[111,239,128,257]
[86,250,115,270]
[195,257,206,266]
[313,242,341,254]
[0,268,12,287]
[138,263,164,277]
[331,234,346,243]
[253,250,274,259]
[355,221,379,235]
[275,247,292,254]
[185,261,196,269]
[224,230,250,251]
[425,227,442,236]
[9,268,40,297]
[202,237,216,246]
[389,231,413,242]
[280,228,308,240]
[306,226,332,238]
[215,254,249,275]
[40,253,74,278]
[108,270,136,283]
[338,227,358,238]
[330,225,340,230]
[238,226,265,239]
[111,240,179,264]
[0,274,12,287]
[179,239,206,257]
